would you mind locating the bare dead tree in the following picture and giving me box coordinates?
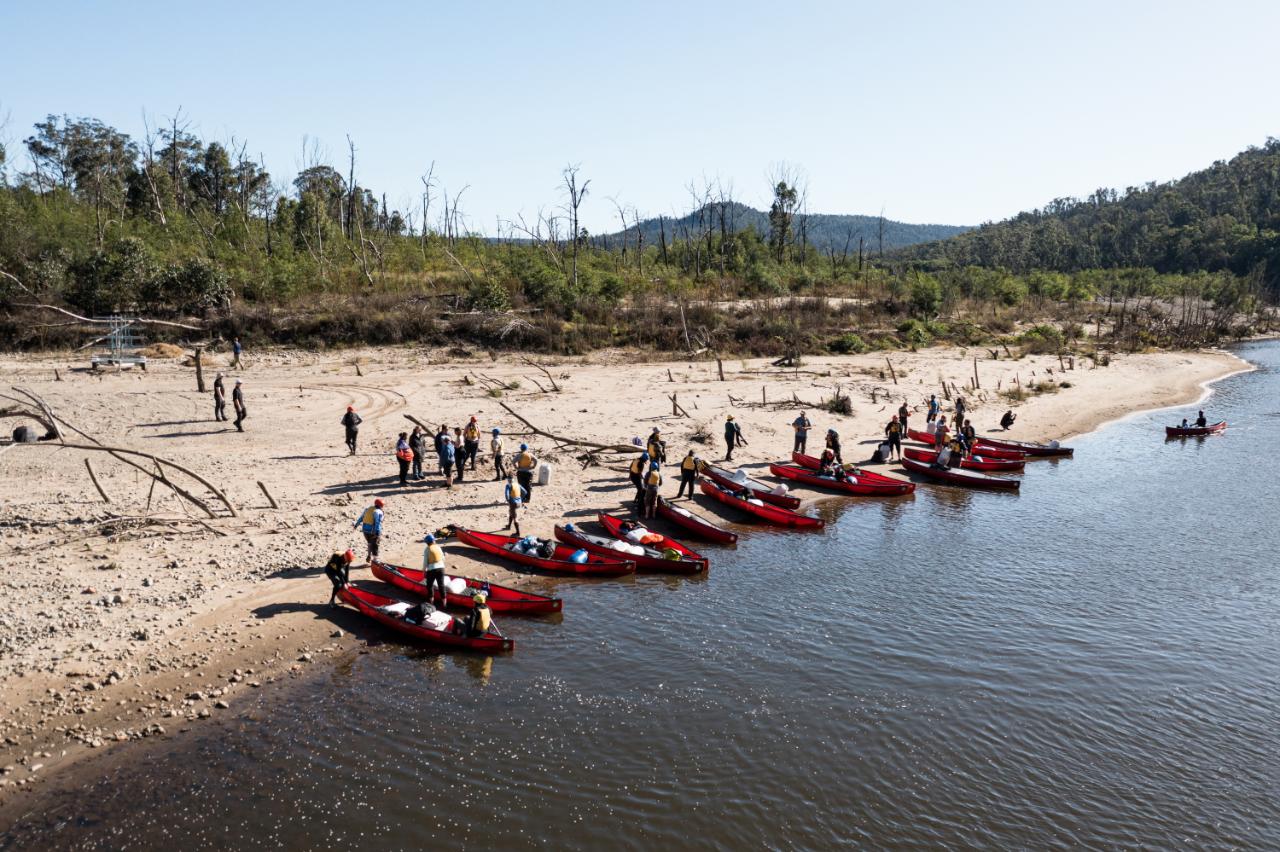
[419,162,436,259]
[561,165,590,290]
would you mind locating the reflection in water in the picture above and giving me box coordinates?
[4,342,1280,850]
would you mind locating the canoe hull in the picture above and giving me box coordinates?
[902,447,1025,472]
[698,479,825,528]
[770,463,915,496]
[978,435,1074,457]
[597,513,707,565]
[1165,421,1226,437]
[370,561,562,614]
[338,584,513,653]
[454,527,635,577]
[553,525,706,574]
[701,465,802,509]
[900,455,1020,490]
[655,498,738,545]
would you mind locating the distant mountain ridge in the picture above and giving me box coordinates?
[601,202,970,254]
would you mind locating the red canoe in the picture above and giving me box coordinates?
[698,479,825,528]
[907,427,947,446]
[1165,421,1226,437]
[597,513,707,565]
[656,498,738,545]
[554,524,707,574]
[900,455,1020,490]
[902,446,1025,472]
[370,560,562,614]
[701,465,801,509]
[454,527,635,577]
[337,584,514,653]
[791,452,923,487]
[978,435,1074,458]
[905,428,1027,460]
[771,462,915,496]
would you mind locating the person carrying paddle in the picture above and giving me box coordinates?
[422,533,447,606]
[677,450,699,498]
[342,406,363,455]
[213,373,227,422]
[354,499,384,561]
[647,428,667,464]
[884,415,903,461]
[724,415,743,461]
[825,428,843,465]
[491,428,508,481]
[395,432,412,486]
[515,444,538,503]
[927,394,940,423]
[232,379,247,432]
[459,592,492,638]
[792,411,812,454]
[324,549,355,607]
[464,416,482,472]
[629,451,650,507]
[504,473,528,531]
[642,462,663,519]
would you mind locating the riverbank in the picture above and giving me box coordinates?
[0,342,1245,801]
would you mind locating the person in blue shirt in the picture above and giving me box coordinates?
[791,411,812,454]
[440,437,456,489]
[354,499,384,561]
[927,394,940,423]
[231,337,243,370]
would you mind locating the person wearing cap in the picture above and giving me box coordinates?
[927,394,940,423]
[642,461,663,519]
[677,449,699,498]
[724,415,742,461]
[408,425,425,479]
[514,443,538,504]
[504,472,527,531]
[646,428,666,464]
[354,499,384,561]
[212,373,227,422]
[463,416,482,472]
[490,428,507,480]
[791,411,812,454]
[422,533,447,606]
[232,379,247,432]
[884,414,903,461]
[629,451,650,507]
[324,549,355,607]
[341,406,363,456]
[459,591,492,638]
[824,428,842,465]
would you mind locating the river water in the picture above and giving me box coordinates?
[4,342,1279,850]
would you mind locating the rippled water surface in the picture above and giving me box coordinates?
[5,343,1280,850]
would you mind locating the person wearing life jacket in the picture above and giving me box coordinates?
[464,416,482,472]
[933,416,949,449]
[825,429,843,465]
[884,415,903,461]
[819,447,837,476]
[491,428,507,481]
[927,394,940,423]
[960,419,977,453]
[422,533,447,606]
[504,473,528,532]
[354,499,384,561]
[646,428,666,464]
[642,461,663,519]
[395,432,412,486]
[515,443,538,504]
[324,549,355,607]
[947,437,966,467]
[341,406,363,455]
[677,450,699,498]
[460,592,492,638]
[629,451,650,507]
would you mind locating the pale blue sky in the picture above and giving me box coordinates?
[2,0,1278,232]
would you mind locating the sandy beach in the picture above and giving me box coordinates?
[0,342,1246,799]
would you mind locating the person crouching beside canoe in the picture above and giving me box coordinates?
[629,451,649,507]
[947,437,966,467]
[324,549,355,607]
[354,499,384,561]
[458,592,492,637]
[819,448,838,476]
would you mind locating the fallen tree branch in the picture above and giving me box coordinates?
[519,356,561,392]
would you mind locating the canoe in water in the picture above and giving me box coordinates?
[370,560,562,614]
[900,455,1020,490]
[902,447,1025,472]
[1165,421,1226,437]
[454,527,635,577]
[771,462,915,496]
[655,498,739,545]
[698,479,825,529]
[338,584,514,653]
[553,524,707,574]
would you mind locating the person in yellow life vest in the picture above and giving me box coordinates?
[646,428,666,464]
[422,533,446,606]
[490,428,507,480]
[883,415,903,461]
[642,462,663,519]
[947,437,966,467]
[460,592,492,638]
[514,443,538,504]
[629,451,650,507]
[353,499,384,561]
[463,416,481,473]
[677,450,699,498]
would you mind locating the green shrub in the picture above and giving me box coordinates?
[829,333,868,354]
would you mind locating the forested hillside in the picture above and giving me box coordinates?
[902,140,1280,295]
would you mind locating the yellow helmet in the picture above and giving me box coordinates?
[473,592,488,605]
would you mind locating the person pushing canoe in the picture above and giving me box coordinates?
[324,549,355,607]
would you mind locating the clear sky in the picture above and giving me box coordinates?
[2,0,1278,233]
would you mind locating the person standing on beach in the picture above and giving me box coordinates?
[212,373,227,421]
[933,416,949,449]
[434,425,449,475]
[491,428,507,480]
[677,449,699,498]
[884,415,903,461]
[927,395,940,423]
[232,379,247,432]
[504,473,527,531]
[231,338,243,370]
[898,401,910,433]
[792,411,812,454]
[409,426,426,479]
[439,435,456,489]
[646,428,666,465]
[514,443,538,504]
[422,534,447,606]
[642,462,662,519]
[464,417,482,472]
[955,397,967,428]
[453,426,468,483]
[342,406,362,455]
[724,416,742,461]
[629,451,650,507]
[354,499,384,561]
[395,432,412,486]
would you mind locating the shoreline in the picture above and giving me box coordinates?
[0,341,1250,807]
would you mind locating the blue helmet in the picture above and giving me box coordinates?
[492,427,500,435]
[520,443,528,451]
[424,533,435,544]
